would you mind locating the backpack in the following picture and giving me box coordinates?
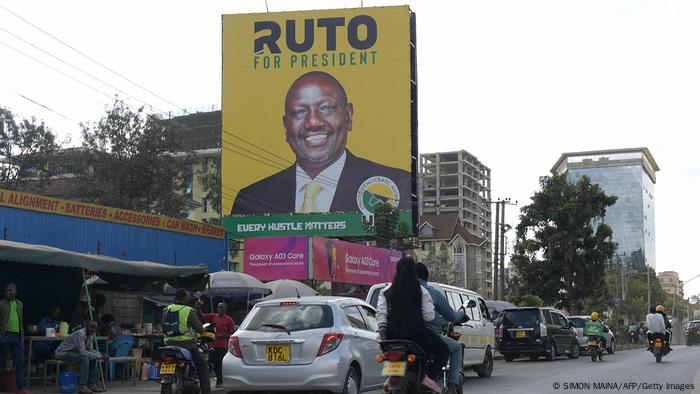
[163,306,185,337]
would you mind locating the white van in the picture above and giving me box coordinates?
[366,282,495,378]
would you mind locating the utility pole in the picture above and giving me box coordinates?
[499,201,507,299]
[493,201,500,300]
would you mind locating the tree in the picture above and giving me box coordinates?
[512,174,618,314]
[516,294,544,307]
[197,157,221,215]
[69,100,193,217]
[424,243,456,285]
[0,106,60,191]
[364,202,417,252]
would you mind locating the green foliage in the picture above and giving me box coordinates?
[512,174,618,314]
[516,294,544,307]
[0,106,60,191]
[364,202,417,251]
[69,100,193,217]
[197,157,221,214]
[424,244,456,285]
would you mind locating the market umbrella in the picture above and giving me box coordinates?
[205,271,271,312]
[263,279,319,299]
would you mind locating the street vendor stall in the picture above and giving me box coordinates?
[0,239,209,389]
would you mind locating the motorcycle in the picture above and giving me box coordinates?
[377,304,474,394]
[648,332,670,363]
[587,334,604,362]
[157,323,216,394]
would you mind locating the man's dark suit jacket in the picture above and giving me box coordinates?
[231,151,411,214]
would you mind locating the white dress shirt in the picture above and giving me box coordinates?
[295,152,346,213]
[646,313,666,334]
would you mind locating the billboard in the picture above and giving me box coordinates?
[222,6,416,238]
[243,236,309,280]
[312,236,400,285]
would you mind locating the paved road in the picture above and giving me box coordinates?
[90,346,700,394]
[368,345,700,394]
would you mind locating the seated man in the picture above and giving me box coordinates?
[34,306,61,359]
[54,321,109,394]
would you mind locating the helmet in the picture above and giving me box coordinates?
[656,305,665,313]
[591,312,599,321]
[198,331,216,342]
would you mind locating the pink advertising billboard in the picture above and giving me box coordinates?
[312,237,401,285]
[243,236,308,281]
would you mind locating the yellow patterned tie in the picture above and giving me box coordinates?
[300,181,323,213]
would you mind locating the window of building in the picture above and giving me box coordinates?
[203,199,208,213]
[454,241,464,254]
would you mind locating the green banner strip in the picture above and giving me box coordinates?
[224,212,411,239]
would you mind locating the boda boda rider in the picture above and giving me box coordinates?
[655,305,673,352]
[587,312,607,348]
[377,257,449,394]
[416,263,468,394]
[162,289,210,394]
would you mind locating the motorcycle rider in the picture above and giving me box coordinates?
[416,263,468,394]
[655,305,673,352]
[377,257,449,394]
[162,289,210,394]
[645,306,666,351]
[586,312,607,349]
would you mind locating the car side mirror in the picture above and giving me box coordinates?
[568,321,574,328]
[465,300,477,309]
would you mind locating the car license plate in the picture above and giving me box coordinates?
[516,330,526,338]
[160,363,176,375]
[587,340,597,346]
[382,361,407,376]
[266,345,290,363]
[655,341,663,348]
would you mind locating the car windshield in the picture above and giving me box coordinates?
[502,309,540,326]
[690,322,700,328]
[569,318,586,328]
[242,304,334,332]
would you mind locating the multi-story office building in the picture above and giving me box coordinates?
[657,271,684,299]
[419,150,493,295]
[551,148,659,269]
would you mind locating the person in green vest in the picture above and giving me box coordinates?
[0,283,30,394]
[585,311,607,349]
[162,289,209,394]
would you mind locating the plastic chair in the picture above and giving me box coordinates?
[107,336,137,383]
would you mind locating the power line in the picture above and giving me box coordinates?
[0,26,168,114]
[0,3,187,113]
[0,81,77,123]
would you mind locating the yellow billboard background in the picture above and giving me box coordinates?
[222,6,412,214]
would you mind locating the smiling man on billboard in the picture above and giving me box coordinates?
[231,71,410,215]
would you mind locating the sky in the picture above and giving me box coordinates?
[1,1,698,296]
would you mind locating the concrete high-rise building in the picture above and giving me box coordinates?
[551,148,659,269]
[419,150,493,295]
[657,271,684,299]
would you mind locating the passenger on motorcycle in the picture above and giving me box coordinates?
[162,289,210,394]
[416,263,469,394]
[377,257,449,394]
[645,306,666,351]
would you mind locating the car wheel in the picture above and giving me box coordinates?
[504,354,514,362]
[545,342,557,361]
[568,341,580,359]
[476,348,493,378]
[341,367,360,394]
[607,339,616,354]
